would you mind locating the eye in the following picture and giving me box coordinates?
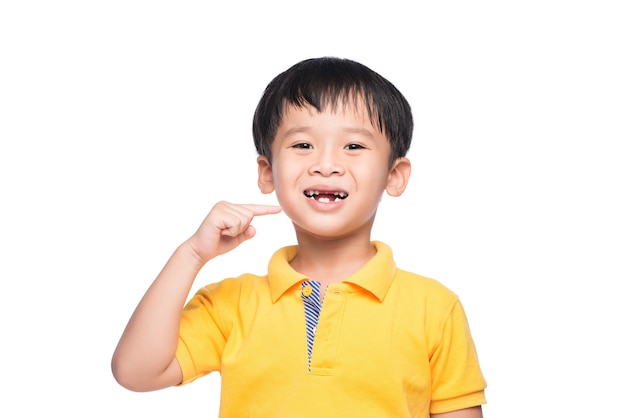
[345,143,365,150]
[292,143,312,149]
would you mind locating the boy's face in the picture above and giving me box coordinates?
[257,100,411,240]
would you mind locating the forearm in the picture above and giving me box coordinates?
[111,240,205,391]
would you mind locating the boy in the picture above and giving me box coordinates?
[112,57,487,417]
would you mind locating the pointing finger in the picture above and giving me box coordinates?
[240,204,283,216]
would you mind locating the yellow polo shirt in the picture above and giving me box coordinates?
[176,241,486,417]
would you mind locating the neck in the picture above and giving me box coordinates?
[290,232,376,285]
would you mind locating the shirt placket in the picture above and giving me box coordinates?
[302,283,346,375]
[301,281,321,371]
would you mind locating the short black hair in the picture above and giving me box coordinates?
[252,57,413,166]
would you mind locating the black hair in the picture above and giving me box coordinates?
[252,57,413,166]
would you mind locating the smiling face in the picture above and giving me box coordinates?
[257,100,411,242]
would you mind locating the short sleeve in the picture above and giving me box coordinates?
[175,285,228,385]
[429,299,487,414]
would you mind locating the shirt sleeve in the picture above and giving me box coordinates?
[175,284,228,385]
[429,299,487,414]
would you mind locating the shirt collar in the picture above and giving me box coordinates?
[268,241,397,303]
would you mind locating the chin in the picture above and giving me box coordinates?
[294,222,371,242]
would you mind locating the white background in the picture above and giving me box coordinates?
[1,1,625,416]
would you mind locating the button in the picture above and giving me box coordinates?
[302,284,313,297]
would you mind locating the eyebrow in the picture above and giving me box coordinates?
[283,126,375,139]
[282,126,311,138]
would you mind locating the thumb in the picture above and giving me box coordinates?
[222,224,257,242]
[241,225,257,241]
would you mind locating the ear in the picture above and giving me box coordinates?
[386,157,411,197]
[257,156,275,194]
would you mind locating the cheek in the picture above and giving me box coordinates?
[270,169,298,203]
[356,166,390,191]
[271,160,302,186]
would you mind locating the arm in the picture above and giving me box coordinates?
[110,201,282,392]
[431,406,483,418]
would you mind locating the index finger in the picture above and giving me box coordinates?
[241,204,283,216]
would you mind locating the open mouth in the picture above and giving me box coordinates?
[304,190,348,203]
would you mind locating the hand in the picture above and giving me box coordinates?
[186,201,282,264]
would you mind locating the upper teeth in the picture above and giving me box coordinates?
[305,191,348,199]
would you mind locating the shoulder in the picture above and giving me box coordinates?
[390,268,461,317]
[196,272,268,296]
[395,268,454,290]
[394,268,457,297]
[188,273,270,310]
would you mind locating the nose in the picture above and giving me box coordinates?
[308,149,345,176]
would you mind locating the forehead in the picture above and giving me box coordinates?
[278,104,377,136]
[280,95,379,129]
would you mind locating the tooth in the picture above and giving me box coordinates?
[319,197,330,203]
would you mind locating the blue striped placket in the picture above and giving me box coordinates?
[301,281,322,371]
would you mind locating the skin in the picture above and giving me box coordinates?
[111,101,482,417]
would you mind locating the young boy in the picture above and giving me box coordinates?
[112,57,487,417]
